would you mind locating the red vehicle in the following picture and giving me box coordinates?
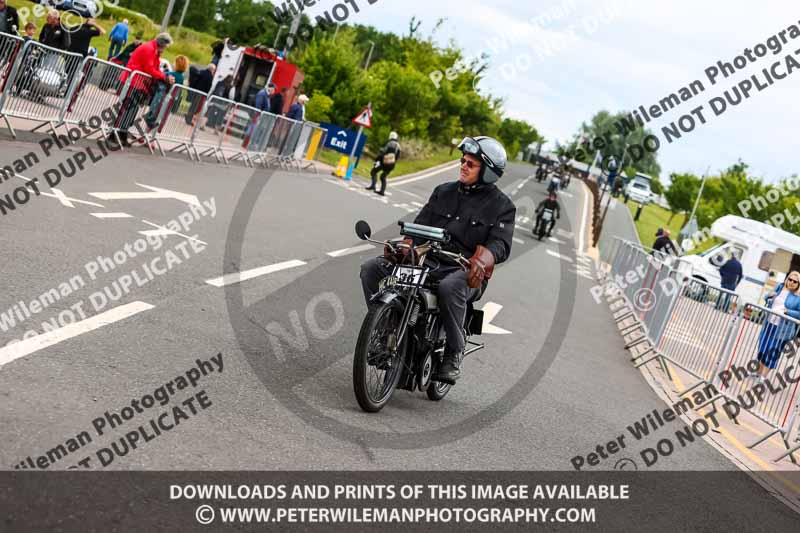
[212,39,304,113]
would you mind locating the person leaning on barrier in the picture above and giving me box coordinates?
[68,18,105,57]
[254,83,274,113]
[39,10,70,51]
[113,32,175,146]
[271,87,286,116]
[366,132,401,196]
[360,136,516,384]
[0,0,19,35]
[754,272,800,382]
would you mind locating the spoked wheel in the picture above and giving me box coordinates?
[353,301,406,412]
[426,379,452,401]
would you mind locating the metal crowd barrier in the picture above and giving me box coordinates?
[109,70,157,150]
[0,32,24,135]
[0,39,84,138]
[604,237,800,462]
[147,83,209,160]
[218,101,263,167]
[244,111,278,167]
[60,56,131,139]
[187,95,235,163]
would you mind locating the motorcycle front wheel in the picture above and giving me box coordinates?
[426,379,451,401]
[353,301,406,412]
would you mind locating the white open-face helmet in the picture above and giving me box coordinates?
[389,131,398,140]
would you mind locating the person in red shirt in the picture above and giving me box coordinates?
[113,33,175,145]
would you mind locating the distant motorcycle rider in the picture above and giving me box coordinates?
[360,136,517,384]
[366,131,401,196]
[535,191,561,237]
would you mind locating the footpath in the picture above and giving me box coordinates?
[591,192,800,513]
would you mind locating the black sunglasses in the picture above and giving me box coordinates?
[788,278,799,284]
[460,157,478,169]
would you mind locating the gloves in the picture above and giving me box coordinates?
[384,238,414,264]
[467,245,495,289]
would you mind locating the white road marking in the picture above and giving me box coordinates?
[512,237,525,244]
[205,259,307,287]
[411,201,425,207]
[561,191,574,198]
[139,220,207,245]
[89,183,201,207]
[515,224,533,232]
[0,302,154,368]
[91,212,133,219]
[39,190,105,208]
[481,302,512,335]
[557,228,574,238]
[393,188,425,200]
[548,237,564,244]
[326,244,375,257]
[547,250,573,262]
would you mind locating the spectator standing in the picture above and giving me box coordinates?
[254,83,273,113]
[716,251,743,312]
[270,87,286,116]
[754,272,800,381]
[366,132,401,196]
[205,74,235,131]
[0,0,20,35]
[108,19,129,59]
[22,22,36,41]
[112,32,142,66]
[114,33,175,145]
[652,228,677,257]
[145,55,187,129]
[185,63,215,125]
[39,10,70,51]
[287,94,308,121]
[68,18,105,57]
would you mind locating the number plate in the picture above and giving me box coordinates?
[392,266,427,287]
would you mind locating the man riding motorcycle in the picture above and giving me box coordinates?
[535,191,561,238]
[360,136,516,384]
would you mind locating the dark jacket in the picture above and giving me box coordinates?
[378,139,400,167]
[39,23,71,51]
[113,41,140,65]
[652,235,677,256]
[189,66,214,94]
[719,257,743,290]
[1,5,19,34]
[287,102,303,121]
[270,92,284,115]
[254,88,271,112]
[414,181,516,264]
[536,198,560,218]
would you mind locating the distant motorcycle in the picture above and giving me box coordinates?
[352,220,486,413]
[534,209,555,241]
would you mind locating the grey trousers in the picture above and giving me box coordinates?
[360,256,480,355]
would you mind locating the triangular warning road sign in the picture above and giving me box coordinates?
[352,106,373,128]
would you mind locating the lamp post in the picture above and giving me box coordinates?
[161,0,177,32]
[274,25,288,49]
[364,41,376,70]
[177,0,190,35]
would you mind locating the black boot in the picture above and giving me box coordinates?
[433,351,462,385]
[365,185,375,190]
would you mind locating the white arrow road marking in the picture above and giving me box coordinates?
[481,302,511,335]
[89,183,201,207]
[91,212,133,219]
[205,259,307,287]
[139,220,207,245]
[327,244,375,257]
[0,302,154,368]
[547,250,573,262]
[39,189,105,208]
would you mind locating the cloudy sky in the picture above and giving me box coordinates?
[299,0,798,182]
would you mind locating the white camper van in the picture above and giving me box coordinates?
[676,215,800,305]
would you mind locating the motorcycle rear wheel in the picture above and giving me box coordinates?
[353,301,406,413]
[426,379,451,401]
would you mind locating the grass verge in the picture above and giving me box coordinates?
[626,201,718,254]
[316,145,457,181]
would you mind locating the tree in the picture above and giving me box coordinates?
[305,93,334,123]
[650,176,664,195]
[664,173,701,223]
[572,110,661,176]
[497,118,540,159]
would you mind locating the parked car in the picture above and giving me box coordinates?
[34,0,100,18]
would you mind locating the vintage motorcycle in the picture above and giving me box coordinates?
[534,208,555,241]
[352,220,486,413]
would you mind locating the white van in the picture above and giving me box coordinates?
[624,173,654,204]
[675,215,800,305]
